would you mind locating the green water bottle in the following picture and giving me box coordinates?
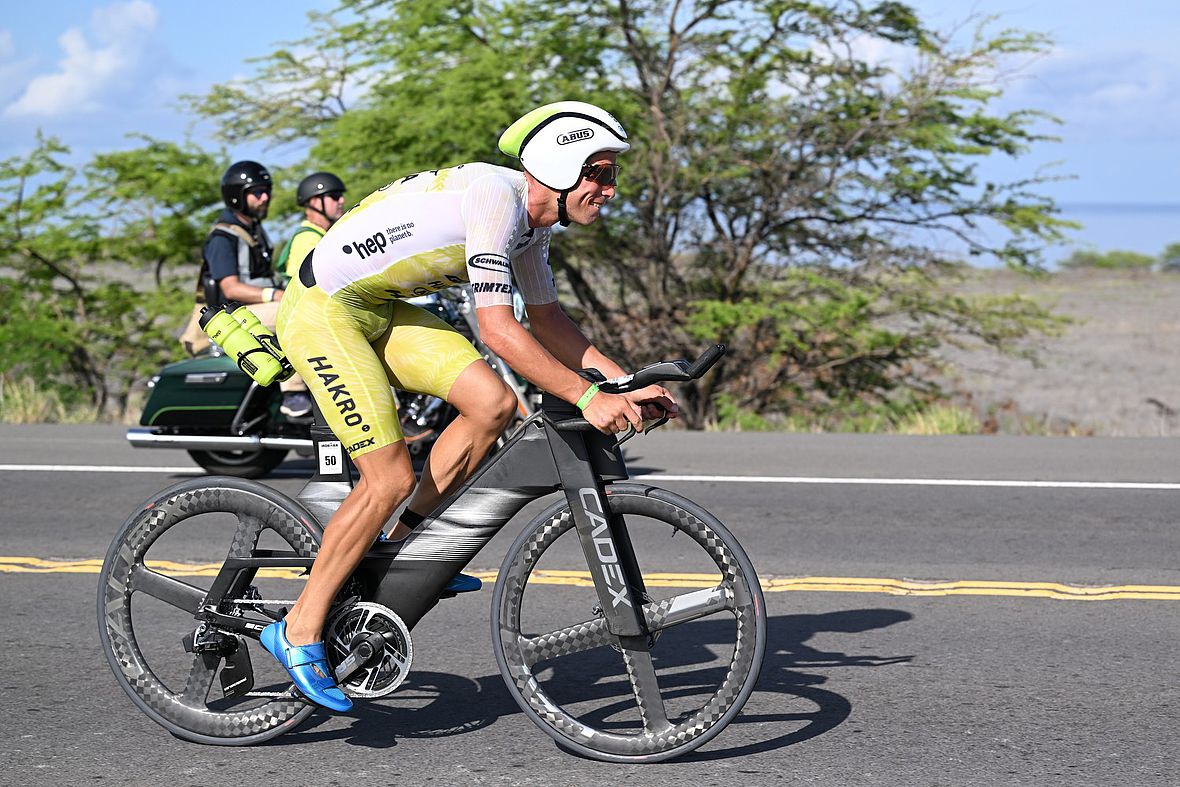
[227,303,294,382]
[198,305,285,386]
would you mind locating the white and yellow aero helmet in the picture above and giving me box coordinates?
[498,101,630,191]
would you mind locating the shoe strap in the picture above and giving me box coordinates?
[284,640,329,668]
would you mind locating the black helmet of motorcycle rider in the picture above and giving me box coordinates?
[220,161,272,218]
[296,171,347,226]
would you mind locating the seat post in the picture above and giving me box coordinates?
[295,400,355,526]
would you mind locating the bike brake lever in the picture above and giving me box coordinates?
[643,410,671,434]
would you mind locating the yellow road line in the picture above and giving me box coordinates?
[3,556,1179,601]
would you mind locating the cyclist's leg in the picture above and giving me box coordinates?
[283,443,415,646]
[376,300,516,534]
[276,281,415,649]
[399,361,517,526]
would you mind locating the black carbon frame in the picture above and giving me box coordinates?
[194,406,639,634]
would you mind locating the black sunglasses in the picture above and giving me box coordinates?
[246,185,272,198]
[581,163,620,187]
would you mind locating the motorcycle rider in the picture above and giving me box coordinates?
[200,160,311,418]
[261,101,679,712]
[276,171,348,285]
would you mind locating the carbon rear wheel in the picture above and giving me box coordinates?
[492,484,766,763]
[98,476,323,745]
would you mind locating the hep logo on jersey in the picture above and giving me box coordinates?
[342,230,388,259]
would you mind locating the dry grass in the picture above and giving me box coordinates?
[937,268,1180,437]
[0,377,100,424]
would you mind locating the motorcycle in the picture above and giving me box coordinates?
[127,287,540,477]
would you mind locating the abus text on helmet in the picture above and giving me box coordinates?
[557,128,595,145]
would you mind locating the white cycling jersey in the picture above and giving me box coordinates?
[310,163,558,309]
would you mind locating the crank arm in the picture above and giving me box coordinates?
[332,630,387,683]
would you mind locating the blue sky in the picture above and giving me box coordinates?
[3,1,1180,255]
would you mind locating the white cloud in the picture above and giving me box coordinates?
[3,0,158,118]
[0,27,39,111]
[847,33,917,74]
[1002,45,1180,143]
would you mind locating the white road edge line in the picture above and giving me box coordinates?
[636,474,1180,490]
[0,464,204,474]
[2,464,1180,490]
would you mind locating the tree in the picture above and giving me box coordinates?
[1059,249,1155,270]
[192,0,1070,428]
[0,134,223,418]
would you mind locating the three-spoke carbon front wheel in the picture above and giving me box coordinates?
[491,484,766,763]
[97,476,323,745]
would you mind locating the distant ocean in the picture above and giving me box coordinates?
[920,203,1180,268]
[1051,203,1180,262]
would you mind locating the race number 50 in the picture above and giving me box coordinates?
[318,440,344,475]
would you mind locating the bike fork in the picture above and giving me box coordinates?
[563,480,675,733]
[564,481,650,641]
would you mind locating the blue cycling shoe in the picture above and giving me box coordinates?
[445,572,482,593]
[259,620,352,712]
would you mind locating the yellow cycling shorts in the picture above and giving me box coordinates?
[276,274,482,459]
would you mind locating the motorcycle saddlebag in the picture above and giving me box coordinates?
[139,354,257,429]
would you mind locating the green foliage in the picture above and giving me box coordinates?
[181,1,1074,428]
[0,134,219,419]
[1060,249,1156,270]
[9,1,1075,427]
[896,404,981,435]
[1157,242,1180,271]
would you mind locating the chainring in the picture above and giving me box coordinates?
[324,601,413,698]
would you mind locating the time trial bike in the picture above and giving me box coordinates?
[98,345,766,763]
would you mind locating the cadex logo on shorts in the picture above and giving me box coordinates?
[342,230,387,259]
[306,356,367,431]
[557,128,594,145]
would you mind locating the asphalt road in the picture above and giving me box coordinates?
[2,426,1178,785]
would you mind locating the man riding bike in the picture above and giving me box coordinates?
[264,101,678,712]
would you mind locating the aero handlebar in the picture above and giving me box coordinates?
[595,343,726,394]
[551,344,726,433]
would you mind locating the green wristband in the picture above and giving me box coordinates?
[576,383,600,411]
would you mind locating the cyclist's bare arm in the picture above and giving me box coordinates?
[477,303,643,433]
[523,301,611,369]
[525,301,678,419]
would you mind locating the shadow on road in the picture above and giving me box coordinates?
[278,608,913,759]
[685,607,912,761]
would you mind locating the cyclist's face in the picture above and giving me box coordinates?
[566,151,618,226]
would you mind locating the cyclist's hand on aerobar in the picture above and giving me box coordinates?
[626,385,680,421]
[582,391,643,435]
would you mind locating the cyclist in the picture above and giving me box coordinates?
[262,101,679,712]
[276,171,348,286]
